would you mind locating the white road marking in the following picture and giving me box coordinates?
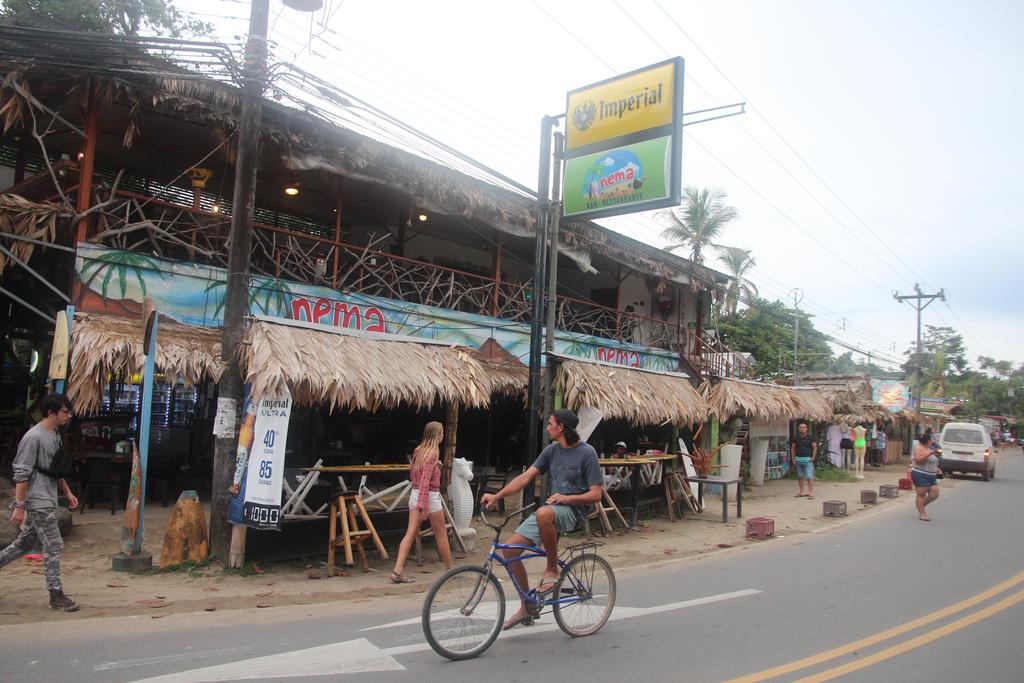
[96,647,252,671]
[130,589,759,681]
[128,639,404,682]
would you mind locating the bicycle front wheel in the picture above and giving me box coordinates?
[422,565,505,660]
[553,553,616,637]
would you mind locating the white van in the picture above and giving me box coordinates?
[938,422,995,481]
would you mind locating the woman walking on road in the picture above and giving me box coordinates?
[389,421,453,583]
[911,433,941,521]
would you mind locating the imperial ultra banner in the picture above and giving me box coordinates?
[228,389,292,531]
[563,58,684,220]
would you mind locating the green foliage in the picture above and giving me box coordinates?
[1,0,211,37]
[152,557,213,574]
[815,467,857,483]
[717,247,757,318]
[655,186,738,264]
[716,296,833,378]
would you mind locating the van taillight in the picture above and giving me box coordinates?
[984,449,991,457]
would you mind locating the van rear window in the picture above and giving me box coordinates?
[943,429,984,444]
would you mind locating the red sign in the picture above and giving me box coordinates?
[290,296,386,333]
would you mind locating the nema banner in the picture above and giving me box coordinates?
[228,388,292,530]
[563,57,683,220]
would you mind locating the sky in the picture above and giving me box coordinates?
[185,0,1024,371]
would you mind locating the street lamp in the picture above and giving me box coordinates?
[211,0,321,567]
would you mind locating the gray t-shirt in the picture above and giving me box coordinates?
[531,440,602,524]
[12,423,62,510]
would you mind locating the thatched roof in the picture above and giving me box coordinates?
[702,378,799,422]
[67,312,223,414]
[786,387,833,422]
[0,193,61,272]
[239,319,517,411]
[554,359,706,426]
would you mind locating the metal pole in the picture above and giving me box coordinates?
[543,131,564,419]
[210,0,270,566]
[790,288,802,386]
[523,115,555,508]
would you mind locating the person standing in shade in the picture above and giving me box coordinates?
[911,432,941,521]
[790,422,816,499]
[0,394,79,611]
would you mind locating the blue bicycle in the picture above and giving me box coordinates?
[422,503,616,660]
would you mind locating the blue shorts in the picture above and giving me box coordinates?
[911,470,938,488]
[795,457,814,480]
[514,504,580,545]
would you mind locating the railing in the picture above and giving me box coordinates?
[78,187,747,374]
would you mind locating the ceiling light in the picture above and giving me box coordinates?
[418,213,428,222]
[284,183,300,196]
[211,204,221,214]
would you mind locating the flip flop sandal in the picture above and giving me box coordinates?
[536,577,559,594]
[503,613,535,630]
[389,572,415,584]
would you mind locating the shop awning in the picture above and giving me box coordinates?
[67,312,224,414]
[553,357,706,426]
[701,377,831,423]
[240,317,518,411]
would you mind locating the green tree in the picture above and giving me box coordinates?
[1,0,211,36]
[656,186,738,264]
[717,296,833,379]
[716,246,757,317]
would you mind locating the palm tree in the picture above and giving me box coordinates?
[717,247,758,317]
[655,186,739,264]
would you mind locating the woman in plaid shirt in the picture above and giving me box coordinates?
[389,422,453,583]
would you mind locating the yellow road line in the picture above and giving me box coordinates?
[794,587,1024,682]
[723,569,1024,683]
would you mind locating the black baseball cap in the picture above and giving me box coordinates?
[552,409,579,430]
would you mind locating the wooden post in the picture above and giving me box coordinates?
[442,400,459,492]
[74,86,98,245]
[332,182,343,287]
[491,233,502,317]
[13,135,27,185]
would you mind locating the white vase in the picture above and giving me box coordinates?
[719,444,743,482]
[749,439,768,486]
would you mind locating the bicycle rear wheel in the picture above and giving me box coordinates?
[422,565,505,660]
[553,553,616,637]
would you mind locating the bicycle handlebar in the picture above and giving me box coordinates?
[479,501,537,531]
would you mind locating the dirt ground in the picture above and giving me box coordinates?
[0,458,971,624]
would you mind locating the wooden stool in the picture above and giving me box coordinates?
[413,497,467,566]
[327,492,388,575]
[585,489,630,539]
[664,472,700,520]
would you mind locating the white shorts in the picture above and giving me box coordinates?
[409,489,442,514]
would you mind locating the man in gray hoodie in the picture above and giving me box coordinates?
[0,394,79,611]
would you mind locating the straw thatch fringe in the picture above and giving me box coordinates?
[240,320,505,411]
[786,387,833,422]
[555,360,706,426]
[701,378,810,422]
[0,193,61,271]
[67,312,223,414]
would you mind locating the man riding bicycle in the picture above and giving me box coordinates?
[480,408,603,630]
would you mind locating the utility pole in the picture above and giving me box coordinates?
[210,0,320,566]
[893,283,945,411]
[522,115,557,512]
[790,288,802,385]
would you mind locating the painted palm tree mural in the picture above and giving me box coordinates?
[80,251,164,300]
[717,247,758,317]
[655,186,739,264]
[250,276,294,316]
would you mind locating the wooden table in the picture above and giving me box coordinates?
[599,458,655,526]
[682,475,743,523]
[298,464,412,514]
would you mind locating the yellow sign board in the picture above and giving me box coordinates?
[48,309,70,380]
[566,59,681,155]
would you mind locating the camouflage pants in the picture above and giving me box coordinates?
[0,507,64,591]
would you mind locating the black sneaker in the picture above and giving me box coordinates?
[48,590,80,612]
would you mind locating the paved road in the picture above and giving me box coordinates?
[3,448,1022,682]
